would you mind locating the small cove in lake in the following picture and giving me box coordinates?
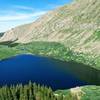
[0,54,100,90]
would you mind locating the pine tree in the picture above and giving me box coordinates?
[23,85,28,100]
[0,82,59,100]
[19,84,25,100]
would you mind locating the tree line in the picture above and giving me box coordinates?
[0,81,66,100]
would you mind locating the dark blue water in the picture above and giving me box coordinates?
[0,54,89,90]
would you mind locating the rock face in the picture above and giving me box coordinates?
[0,0,100,54]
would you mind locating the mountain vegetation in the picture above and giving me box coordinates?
[0,0,100,99]
[0,41,98,70]
[0,82,100,100]
[55,85,100,100]
[0,82,56,100]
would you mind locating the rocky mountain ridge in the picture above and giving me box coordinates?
[0,0,100,55]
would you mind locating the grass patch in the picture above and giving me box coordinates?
[81,86,100,100]
[94,29,100,40]
[0,45,22,59]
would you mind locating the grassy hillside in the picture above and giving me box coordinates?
[0,41,100,70]
[0,45,22,59]
[55,85,100,100]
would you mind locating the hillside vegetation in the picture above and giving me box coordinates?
[0,0,100,99]
[55,85,100,100]
[0,82,100,100]
[0,82,56,100]
[0,41,99,70]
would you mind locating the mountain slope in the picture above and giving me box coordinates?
[0,0,100,55]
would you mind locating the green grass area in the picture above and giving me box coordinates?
[85,29,100,43]
[81,86,100,100]
[0,45,22,59]
[0,41,68,60]
[16,42,100,70]
[55,86,100,100]
[0,41,100,70]
[94,29,100,40]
